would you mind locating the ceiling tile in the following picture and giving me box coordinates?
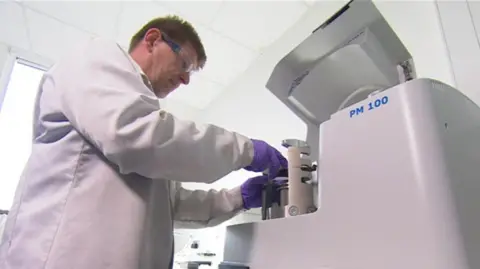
[210,1,308,50]
[25,9,95,63]
[304,0,318,6]
[21,1,121,38]
[195,25,258,85]
[116,1,174,48]
[155,0,224,25]
[167,74,225,109]
[0,1,29,50]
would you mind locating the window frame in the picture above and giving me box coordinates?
[0,46,52,211]
[0,45,52,113]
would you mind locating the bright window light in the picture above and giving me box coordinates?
[0,60,44,210]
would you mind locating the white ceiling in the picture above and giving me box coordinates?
[0,0,313,109]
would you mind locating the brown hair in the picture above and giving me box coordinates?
[129,15,207,69]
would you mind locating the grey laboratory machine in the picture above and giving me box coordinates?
[220,1,480,268]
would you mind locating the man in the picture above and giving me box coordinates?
[0,15,287,269]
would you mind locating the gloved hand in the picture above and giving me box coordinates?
[240,175,286,209]
[244,139,288,178]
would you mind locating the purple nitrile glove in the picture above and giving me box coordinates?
[244,139,288,178]
[240,175,285,209]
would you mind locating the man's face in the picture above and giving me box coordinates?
[146,32,199,98]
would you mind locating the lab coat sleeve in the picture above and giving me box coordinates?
[172,182,244,229]
[54,38,254,183]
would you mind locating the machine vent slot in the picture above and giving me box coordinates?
[314,0,354,32]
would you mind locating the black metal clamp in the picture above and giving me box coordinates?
[300,164,317,172]
[261,168,288,220]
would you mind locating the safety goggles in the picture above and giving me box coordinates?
[161,33,196,73]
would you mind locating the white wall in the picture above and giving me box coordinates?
[159,98,203,122]
[374,1,454,86]
[0,43,10,106]
[470,1,480,38]
[437,0,480,104]
[0,43,8,73]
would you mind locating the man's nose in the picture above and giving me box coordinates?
[180,72,190,85]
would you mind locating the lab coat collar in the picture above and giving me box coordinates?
[116,44,154,91]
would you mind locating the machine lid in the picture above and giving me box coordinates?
[266,0,414,126]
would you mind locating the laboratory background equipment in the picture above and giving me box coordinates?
[219,0,480,268]
[174,233,220,269]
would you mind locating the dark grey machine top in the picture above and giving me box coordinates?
[218,262,249,269]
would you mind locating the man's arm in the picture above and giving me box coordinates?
[171,182,245,229]
[52,38,253,183]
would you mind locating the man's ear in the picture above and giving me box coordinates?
[144,28,161,53]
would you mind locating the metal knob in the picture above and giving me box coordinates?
[281,139,310,155]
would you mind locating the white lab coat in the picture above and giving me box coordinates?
[0,37,254,269]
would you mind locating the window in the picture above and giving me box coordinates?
[0,59,45,210]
